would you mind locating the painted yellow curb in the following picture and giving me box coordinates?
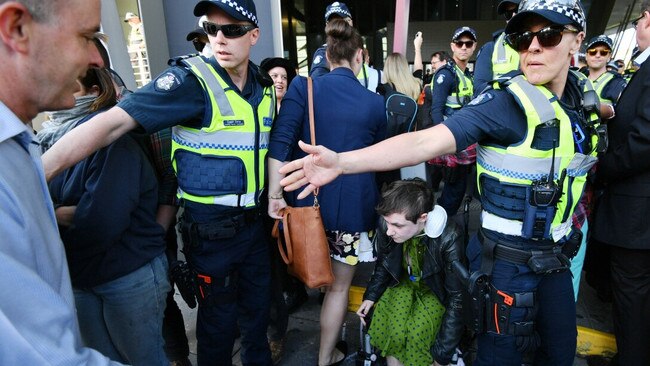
[349,286,617,357]
[576,325,617,357]
[348,285,365,312]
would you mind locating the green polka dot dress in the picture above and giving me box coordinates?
[367,237,446,366]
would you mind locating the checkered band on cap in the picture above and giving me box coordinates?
[518,0,586,30]
[587,35,613,50]
[215,0,258,25]
[325,2,352,21]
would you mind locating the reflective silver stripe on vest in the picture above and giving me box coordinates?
[173,128,270,150]
[506,76,556,123]
[183,56,235,117]
[477,146,560,181]
[178,189,259,207]
[495,34,507,64]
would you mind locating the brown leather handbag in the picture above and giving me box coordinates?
[271,77,334,288]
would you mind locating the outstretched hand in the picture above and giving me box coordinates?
[279,140,342,199]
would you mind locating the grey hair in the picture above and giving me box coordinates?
[0,0,58,22]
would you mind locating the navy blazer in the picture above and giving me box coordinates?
[268,67,387,233]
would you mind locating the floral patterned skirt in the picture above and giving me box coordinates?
[326,230,376,265]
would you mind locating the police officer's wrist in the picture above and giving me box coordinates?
[607,104,615,119]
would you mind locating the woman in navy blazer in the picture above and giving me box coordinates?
[267,19,386,366]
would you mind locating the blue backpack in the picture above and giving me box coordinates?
[384,89,418,137]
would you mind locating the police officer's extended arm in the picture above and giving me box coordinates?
[279,124,457,199]
[42,107,139,181]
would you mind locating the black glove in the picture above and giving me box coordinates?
[170,260,198,309]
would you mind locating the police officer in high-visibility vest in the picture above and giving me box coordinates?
[428,26,477,217]
[310,2,381,92]
[582,35,627,117]
[474,0,521,96]
[277,1,602,364]
[43,0,275,364]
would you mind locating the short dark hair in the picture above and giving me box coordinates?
[325,18,363,66]
[642,1,650,12]
[375,178,434,223]
[430,51,451,63]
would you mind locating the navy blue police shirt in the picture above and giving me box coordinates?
[443,72,587,154]
[473,30,506,98]
[430,62,472,124]
[118,56,265,134]
[309,45,329,78]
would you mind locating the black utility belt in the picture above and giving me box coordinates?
[181,208,262,242]
[479,230,569,275]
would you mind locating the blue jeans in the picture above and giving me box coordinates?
[74,253,170,366]
[467,234,577,366]
[183,203,272,366]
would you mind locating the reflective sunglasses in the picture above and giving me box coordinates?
[587,48,611,57]
[506,25,578,52]
[453,40,475,48]
[202,21,256,38]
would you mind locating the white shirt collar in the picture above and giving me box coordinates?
[634,47,650,65]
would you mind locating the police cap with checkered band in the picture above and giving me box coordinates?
[194,0,258,26]
[586,35,613,51]
[505,0,586,34]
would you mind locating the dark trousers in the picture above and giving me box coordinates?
[183,203,272,366]
[467,234,577,365]
[162,222,191,362]
[438,164,470,217]
[610,246,650,366]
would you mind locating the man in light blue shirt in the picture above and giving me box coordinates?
[0,0,122,364]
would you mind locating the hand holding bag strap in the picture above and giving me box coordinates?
[273,218,292,265]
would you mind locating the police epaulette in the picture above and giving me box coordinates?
[168,54,201,66]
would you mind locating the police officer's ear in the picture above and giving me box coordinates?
[247,26,260,46]
[568,31,585,56]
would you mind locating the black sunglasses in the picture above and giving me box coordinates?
[202,21,256,38]
[453,40,475,48]
[632,12,646,28]
[506,25,578,52]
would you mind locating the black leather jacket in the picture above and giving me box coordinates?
[363,218,465,365]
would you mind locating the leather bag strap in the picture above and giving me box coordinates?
[307,77,319,199]
[274,209,293,265]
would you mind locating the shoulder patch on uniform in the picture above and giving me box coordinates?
[154,72,181,92]
[467,92,494,106]
[313,55,323,65]
[436,74,446,84]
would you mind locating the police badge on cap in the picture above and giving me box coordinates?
[324,2,352,22]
